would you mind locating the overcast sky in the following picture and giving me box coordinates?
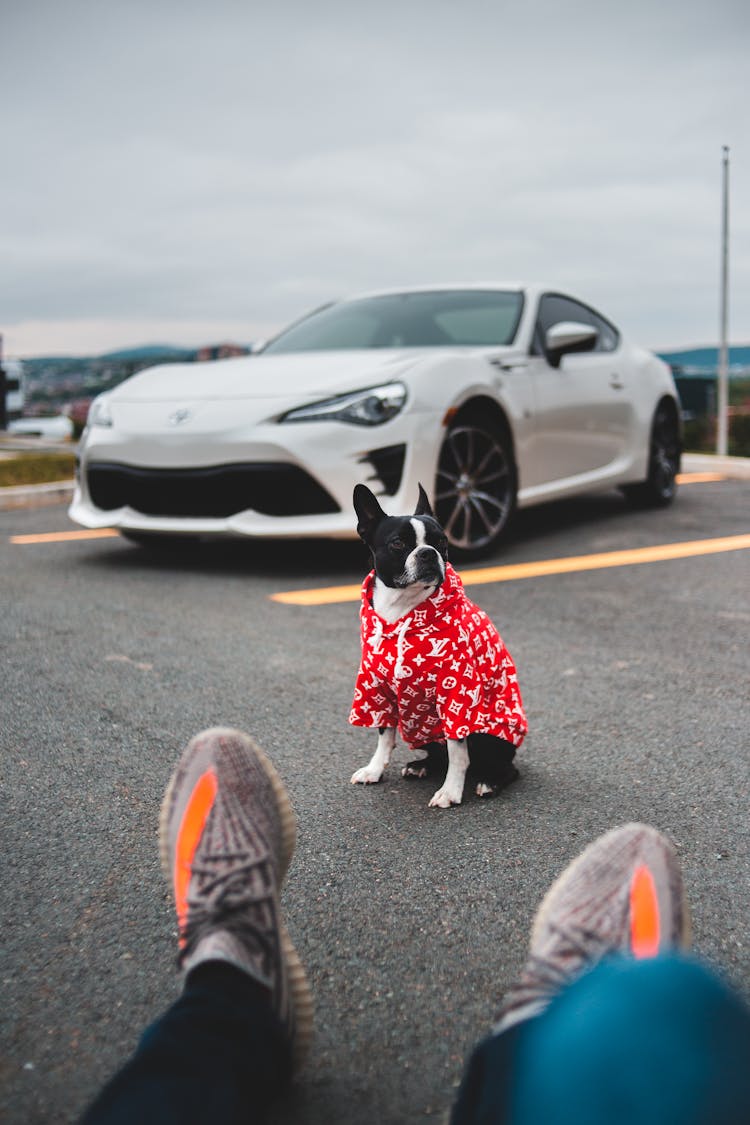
[2,0,748,358]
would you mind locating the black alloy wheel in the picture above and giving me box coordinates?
[435,423,516,556]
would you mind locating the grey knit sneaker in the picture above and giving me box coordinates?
[160,727,313,1069]
[496,822,691,1032]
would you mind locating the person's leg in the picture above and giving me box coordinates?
[452,822,691,1125]
[80,728,313,1124]
[453,954,750,1125]
[82,963,289,1125]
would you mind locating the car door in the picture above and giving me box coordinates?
[522,293,633,494]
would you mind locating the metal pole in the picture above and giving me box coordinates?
[717,145,730,457]
[0,332,6,431]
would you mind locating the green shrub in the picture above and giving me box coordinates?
[0,453,76,487]
[682,412,750,457]
[682,417,714,453]
[729,414,750,458]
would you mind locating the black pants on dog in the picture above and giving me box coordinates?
[405,735,519,793]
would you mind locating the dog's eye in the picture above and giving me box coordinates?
[389,538,405,551]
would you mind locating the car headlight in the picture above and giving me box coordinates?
[87,393,113,428]
[279,382,407,426]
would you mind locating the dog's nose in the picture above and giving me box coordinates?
[414,546,444,576]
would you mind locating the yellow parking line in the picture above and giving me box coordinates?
[676,472,726,484]
[271,534,750,606]
[10,528,119,544]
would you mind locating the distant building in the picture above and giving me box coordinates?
[2,357,25,422]
[195,342,250,362]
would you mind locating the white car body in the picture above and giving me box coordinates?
[69,284,681,553]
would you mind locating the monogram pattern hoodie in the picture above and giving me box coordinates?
[349,563,527,750]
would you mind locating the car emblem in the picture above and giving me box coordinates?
[168,407,193,426]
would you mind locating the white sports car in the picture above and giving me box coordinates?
[70,284,682,556]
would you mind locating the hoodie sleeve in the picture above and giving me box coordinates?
[435,600,528,746]
[349,664,398,729]
[434,655,484,741]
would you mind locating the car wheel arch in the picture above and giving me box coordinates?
[622,395,682,508]
[441,396,518,476]
[655,393,682,441]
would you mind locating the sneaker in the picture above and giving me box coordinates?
[496,822,691,1031]
[160,727,313,1069]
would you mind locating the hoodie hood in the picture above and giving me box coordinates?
[360,562,464,633]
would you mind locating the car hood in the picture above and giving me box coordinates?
[108,350,430,403]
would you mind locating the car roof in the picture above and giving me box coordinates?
[337,283,536,303]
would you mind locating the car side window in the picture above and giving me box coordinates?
[532,294,620,355]
[587,308,619,352]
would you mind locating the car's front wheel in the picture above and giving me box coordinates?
[622,402,681,508]
[434,421,516,557]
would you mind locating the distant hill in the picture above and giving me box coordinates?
[18,341,251,413]
[18,340,750,368]
[15,339,749,418]
[657,344,750,371]
[98,345,196,362]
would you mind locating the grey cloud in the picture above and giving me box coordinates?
[1,0,748,352]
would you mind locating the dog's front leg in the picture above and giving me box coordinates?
[428,738,469,808]
[351,726,396,785]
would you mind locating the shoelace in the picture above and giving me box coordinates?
[180,852,277,966]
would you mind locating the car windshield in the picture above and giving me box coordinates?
[262,290,524,353]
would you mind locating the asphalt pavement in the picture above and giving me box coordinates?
[1,472,749,1124]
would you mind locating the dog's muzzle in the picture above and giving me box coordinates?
[411,546,445,587]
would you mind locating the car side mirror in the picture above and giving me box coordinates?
[250,339,268,354]
[544,321,598,367]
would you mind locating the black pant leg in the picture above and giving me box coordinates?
[81,962,291,1125]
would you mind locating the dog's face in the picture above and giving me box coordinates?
[353,483,448,590]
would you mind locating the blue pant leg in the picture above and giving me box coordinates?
[80,962,291,1125]
[452,954,750,1125]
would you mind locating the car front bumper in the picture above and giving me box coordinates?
[69,411,443,539]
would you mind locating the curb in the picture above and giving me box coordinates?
[680,453,750,479]
[0,480,75,511]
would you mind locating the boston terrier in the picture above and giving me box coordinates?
[349,483,527,808]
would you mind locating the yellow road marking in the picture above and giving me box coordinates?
[10,528,120,544]
[271,534,750,606]
[676,471,726,484]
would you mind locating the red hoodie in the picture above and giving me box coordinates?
[349,563,527,750]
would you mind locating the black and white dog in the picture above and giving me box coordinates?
[349,484,527,808]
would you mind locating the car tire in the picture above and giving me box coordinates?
[622,402,681,509]
[434,420,517,558]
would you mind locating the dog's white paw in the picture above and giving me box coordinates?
[351,766,383,785]
[428,785,462,808]
[402,764,428,779]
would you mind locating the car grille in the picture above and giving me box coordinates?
[86,462,340,518]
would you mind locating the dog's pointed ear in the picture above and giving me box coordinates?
[353,484,387,544]
[414,483,435,519]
